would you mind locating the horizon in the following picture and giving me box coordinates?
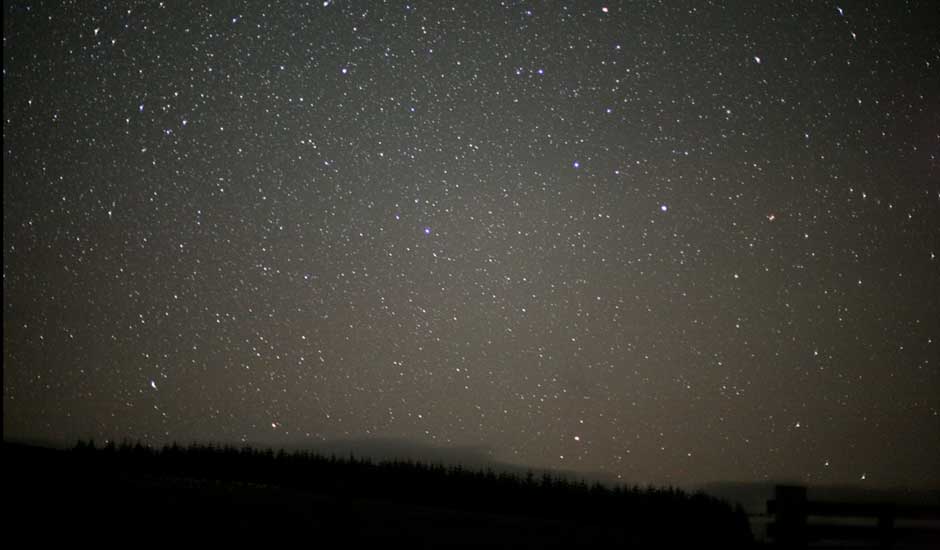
[7,435,939,499]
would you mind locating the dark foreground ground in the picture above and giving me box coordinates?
[4,442,753,547]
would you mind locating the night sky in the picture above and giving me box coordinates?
[3,1,938,489]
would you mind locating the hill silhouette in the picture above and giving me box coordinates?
[5,440,753,546]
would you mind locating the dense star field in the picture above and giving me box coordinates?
[3,1,938,489]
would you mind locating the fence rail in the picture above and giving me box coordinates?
[766,485,940,549]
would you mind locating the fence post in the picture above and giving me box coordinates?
[771,485,808,548]
[877,505,895,549]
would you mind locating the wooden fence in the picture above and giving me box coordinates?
[766,485,940,548]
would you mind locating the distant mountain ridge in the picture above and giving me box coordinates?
[694,481,940,515]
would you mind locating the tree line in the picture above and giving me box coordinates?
[64,438,752,545]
